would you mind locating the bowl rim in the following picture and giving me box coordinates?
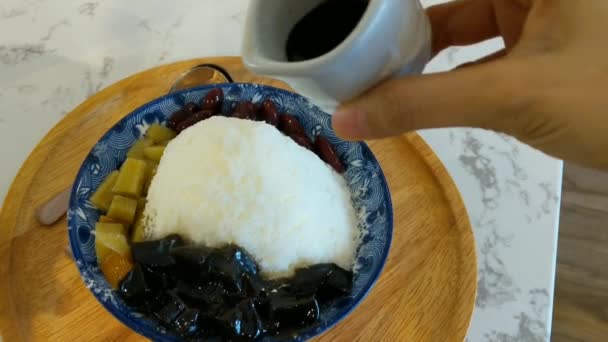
[68,82,393,341]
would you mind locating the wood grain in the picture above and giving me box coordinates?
[0,57,476,342]
[553,163,608,342]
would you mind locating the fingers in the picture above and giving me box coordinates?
[332,60,527,140]
[455,49,507,69]
[332,0,536,140]
[492,0,530,48]
[428,0,532,54]
[427,0,499,56]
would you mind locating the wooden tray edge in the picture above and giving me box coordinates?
[406,132,477,336]
[0,58,477,340]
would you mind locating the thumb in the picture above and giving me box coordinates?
[332,60,528,140]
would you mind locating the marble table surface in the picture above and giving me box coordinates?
[0,0,562,341]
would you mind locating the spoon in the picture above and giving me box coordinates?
[36,64,233,226]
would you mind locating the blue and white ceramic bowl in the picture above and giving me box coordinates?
[68,83,393,341]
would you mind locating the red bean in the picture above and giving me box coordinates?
[253,103,263,119]
[314,136,344,173]
[167,109,191,131]
[259,99,279,126]
[290,133,313,150]
[278,114,305,136]
[185,102,200,114]
[232,101,255,120]
[175,110,213,133]
[201,88,224,113]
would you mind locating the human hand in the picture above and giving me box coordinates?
[332,0,608,170]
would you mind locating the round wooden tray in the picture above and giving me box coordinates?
[0,57,476,342]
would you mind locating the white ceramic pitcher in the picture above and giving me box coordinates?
[242,0,431,111]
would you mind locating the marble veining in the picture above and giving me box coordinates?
[484,289,549,342]
[0,44,52,65]
[229,9,247,23]
[41,20,70,41]
[138,19,161,35]
[0,1,562,341]
[40,86,75,116]
[421,126,560,342]
[477,228,520,308]
[459,131,501,210]
[78,2,99,17]
[157,50,169,62]
[539,182,559,216]
[100,56,114,78]
[82,71,102,98]
[17,84,36,93]
[1,7,25,19]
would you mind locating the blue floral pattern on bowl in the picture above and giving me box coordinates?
[68,83,393,341]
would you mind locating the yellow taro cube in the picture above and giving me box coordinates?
[112,158,146,198]
[143,146,165,163]
[146,124,176,144]
[126,138,154,159]
[94,222,126,262]
[90,171,119,212]
[107,195,138,225]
